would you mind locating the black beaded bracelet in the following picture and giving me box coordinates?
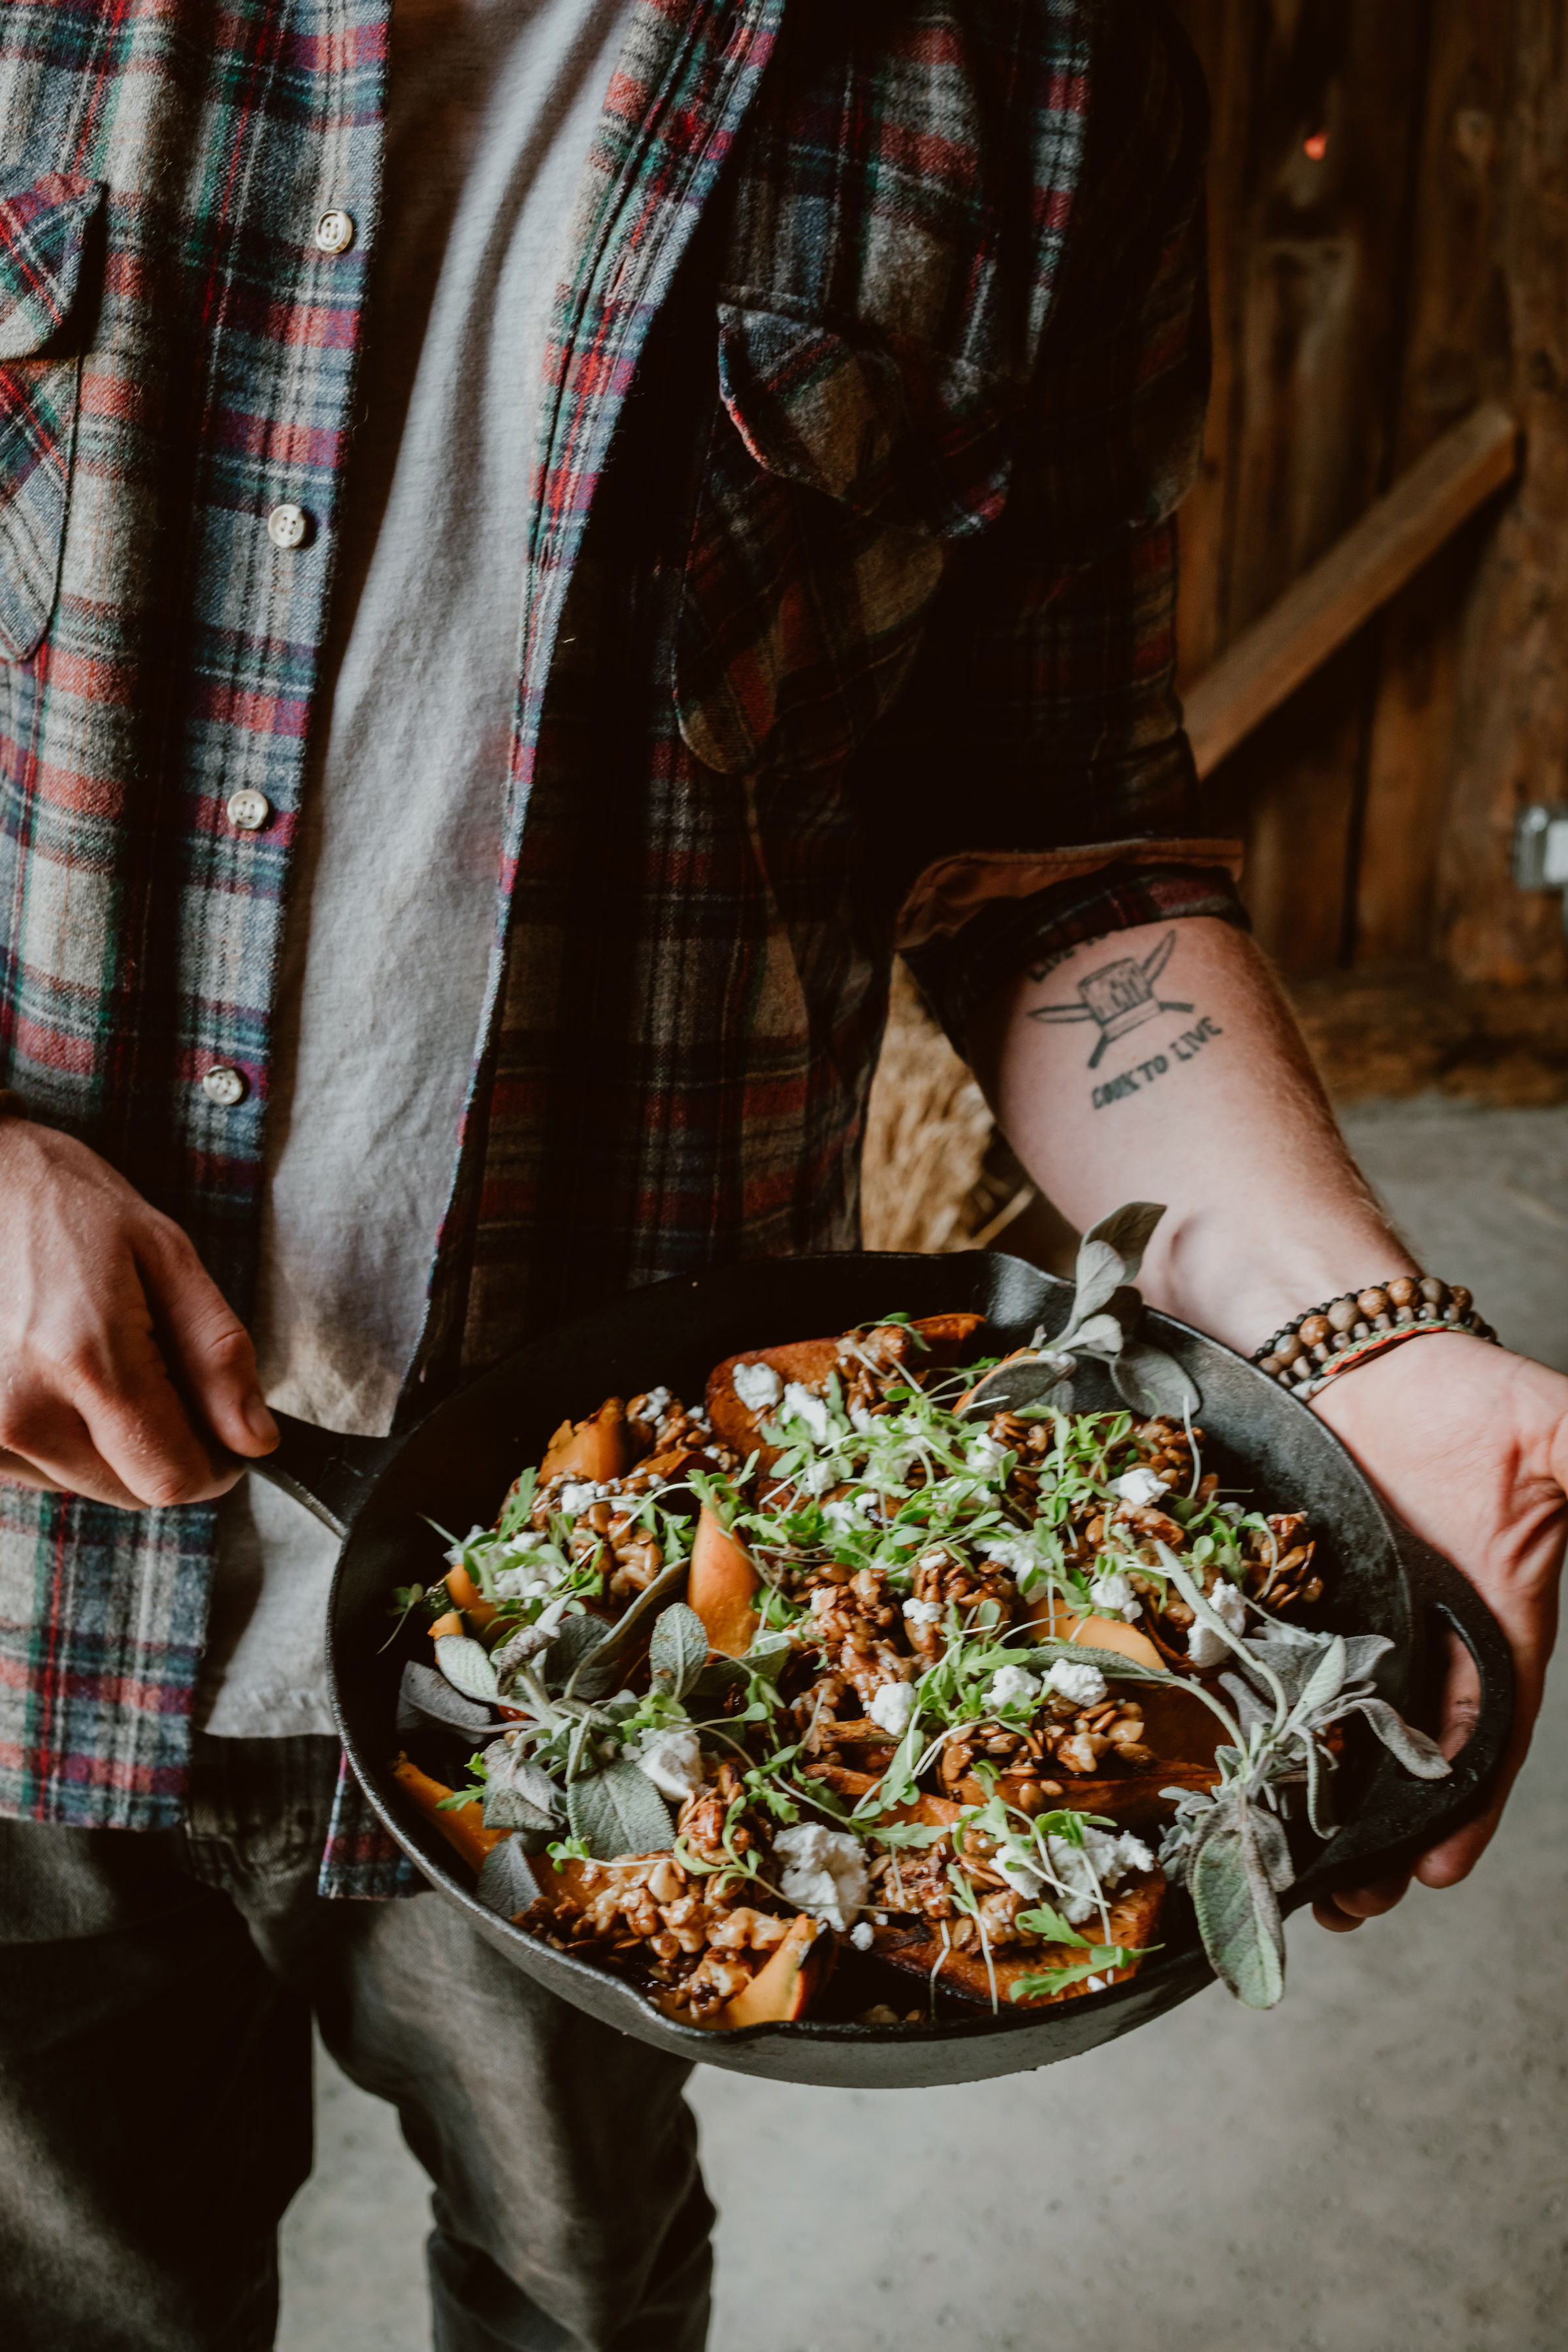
[1252,1276,1499,1399]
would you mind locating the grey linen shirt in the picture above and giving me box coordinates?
[199,0,637,1736]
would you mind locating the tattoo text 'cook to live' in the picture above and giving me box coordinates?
[1092,1016,1224,1109]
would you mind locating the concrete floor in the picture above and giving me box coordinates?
[277,1098,1568,2352]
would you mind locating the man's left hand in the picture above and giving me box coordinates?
[1311,1335,1567,1931]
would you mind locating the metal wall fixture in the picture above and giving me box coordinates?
[1513,803,1568,931]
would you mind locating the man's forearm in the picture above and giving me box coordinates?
[968,915,1416,1355]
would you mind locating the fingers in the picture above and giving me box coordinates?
[134,1215,278,1462]
[1312,1870,1411,1936]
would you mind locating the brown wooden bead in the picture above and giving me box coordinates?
[1298,1314,1331,1347]
[1275,1333,1303,1365]
[1448,1285,1473,1316]
[1419,1275,1447,1305]
[1387,1276,1420,1309]
[1327,1296,1360,1333]
[1357,1286,1389,1318]
[1259,1354,1283,1377]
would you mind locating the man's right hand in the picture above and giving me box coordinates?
[0,1118,278,1510]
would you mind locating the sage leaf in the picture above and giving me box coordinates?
[1083,1200,1168,1279]
[1070,1237,1127,1324]
[648,1602,711,1700]
[550,1612,613,1698]
[566,1759,676,1860]
[1066,1311,1126,1358]
[1113,1337,1200,1419]
[1290,1633,1348,1722]
[397,1659,495,1739]
[1022,1640,1173,1686]
[434,1634,499,1707]
[1344,1697,1451,1779]
[480,1744,561,1835]
[476,1836,550,1921]
[1217,1673,1275,1737]
[1190,1805,1288,2008]
[591,1557,689,1671]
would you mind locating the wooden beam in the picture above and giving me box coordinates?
[1185,401,1519,779]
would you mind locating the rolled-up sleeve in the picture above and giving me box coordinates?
[862,0,1247,1054]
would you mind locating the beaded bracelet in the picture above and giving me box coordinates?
[1252,1276,1499,1403]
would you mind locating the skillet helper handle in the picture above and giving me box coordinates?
[1294,1525,1515,1904]
[246,1409,403,1541]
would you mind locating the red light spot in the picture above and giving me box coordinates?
[1303,129,1330,161]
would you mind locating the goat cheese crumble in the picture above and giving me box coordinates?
[1088,1569,1142,1621]
[902,1597,943,1627]
[985,1663,1043,1711]
[773,1823,872,1931]
[732,1359,783,1412]
[1111,1465,1170,1508]
[867,1680,917,1737]
[780,1381,832,1446]
[1046,1658,1108,1707]
[1186,1576,1248,1668]
[632,1726,706,1801]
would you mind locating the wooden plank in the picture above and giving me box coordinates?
[1434,0,1568,986]
[1201,2,1433,970]
[1169,0,1258,690]
[1184,400,1518,778]
[1356,0,1520,963]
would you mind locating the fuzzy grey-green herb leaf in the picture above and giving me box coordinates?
[433,1633,499,1707]
[566,1759,676,1861]
[649,1602,711,1699]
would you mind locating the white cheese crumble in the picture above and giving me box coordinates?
[985,1663,1043,1711]
[902,1597,943,1627]
[634,1384,672,1424]
[849,1401,875,1434]
[632,1726,706,1801]
[850,1921,875,1952]
[559,1478,614,1517]
[1186,1576,1248,1669]
[732,1358,783,1412]
[867,1680,917,1737]
[1044,1825,1154,1925]
[1088,1570,1142,1621]
[917,1548,948,1571]
[773,1823,871,1931]
[1046,1658,1108,1707]
[966,1433,1007,1473]
[1111,1465,1170,1508]
[445,1525,491,1568]
[781,1381,832,1446]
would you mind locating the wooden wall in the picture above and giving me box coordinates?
[1171,0,1568,992]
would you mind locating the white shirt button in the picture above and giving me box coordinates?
[201,1064,248,1109]
[314,208,356,254]
[267,502,308,549]
[226,788,271,833]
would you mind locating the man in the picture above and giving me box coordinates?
[0,1,1561,2346]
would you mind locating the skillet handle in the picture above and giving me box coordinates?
[1292,1526,1515,1906]
[247,1409,402,1541]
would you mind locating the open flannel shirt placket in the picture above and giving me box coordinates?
[0,0,1243,1893]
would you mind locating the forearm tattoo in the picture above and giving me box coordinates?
[1026,930,1223,1109]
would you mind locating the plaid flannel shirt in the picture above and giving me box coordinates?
[0,0,1242,1893]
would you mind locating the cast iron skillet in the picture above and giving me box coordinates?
[255,1250,1512,2091]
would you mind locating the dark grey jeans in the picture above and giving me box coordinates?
[0,1735,712,2352]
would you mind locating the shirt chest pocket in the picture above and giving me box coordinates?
[674,297,1024,778]
[0,168,101,664]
